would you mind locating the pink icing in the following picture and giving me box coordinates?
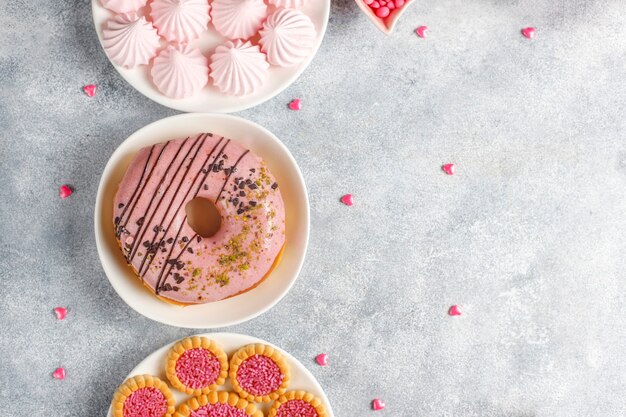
[288,99,301,111]
[236,354,282,395]
[54,307,67,320]
[441,163,455,175]
[123,387,167,417]
[415,25,428,38]
[113,134,286,304]
[276,400,318,417]
[59,184,73,199]
[448,305,462,316]
[52,367,65,380]
[190,402,248,417]
[371,399,385,411]
[521,27,536,39]
[315,353,328,366]
[175,348,221,389]
[83,84,97,97]
[340,194,354,206]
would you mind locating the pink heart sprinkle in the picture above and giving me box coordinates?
[288,98,301,111]
[54,307,67,320]
[448,305,462,316]
[442,163,455,175]
[340,194,354,206]
[521,27,536,39]
[83,84,97,97]
[415,26,428,38]
[372,399,385,411]
[315,353,329,366]
[59,185,73,199]
[53,367,66,380]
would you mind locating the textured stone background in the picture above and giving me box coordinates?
[1,0,626,416]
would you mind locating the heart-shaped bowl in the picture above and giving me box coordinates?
[354,0,414,34]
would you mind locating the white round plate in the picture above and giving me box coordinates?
[107,333,334,417]
[91,0,330,113]
[95,113,309,328]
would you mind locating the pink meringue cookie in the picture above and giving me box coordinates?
[150,0,211,43]
[102,13,160,68]
[210,40,269,96]
[268,0,306,8]
[151,44,209,99]
[100,0,147,14]
[210,0,267,40]
[259,9,316,67]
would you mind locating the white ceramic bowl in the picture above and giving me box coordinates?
[107,332,334,417]
[91,0,330,113]
[95,114,309,328]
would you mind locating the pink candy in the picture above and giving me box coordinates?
[54,307,67,320]
[442,163,455,175]
[372,399,385,411]
[59,184,73,199]
[53,367,66,380]
[83,84,97,97]
[289,98,301,111]
[448,305,462,316]
[315,353,328,366]
[375,7,390,18]
[415,26,428,38]
[521,27,536,39]
[340,194,354,206]
[367,0,401,18]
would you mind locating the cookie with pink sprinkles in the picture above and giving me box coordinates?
[269,391,328,417]
[165,336,229,396]
[173,391,262,417]
[229,344,291,403]
[111,375,175,417]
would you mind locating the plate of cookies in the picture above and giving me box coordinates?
[95,113,309,328]
[109,333,333,417]
[91,0,330,113]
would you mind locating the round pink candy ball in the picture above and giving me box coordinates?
[376,6,390,17]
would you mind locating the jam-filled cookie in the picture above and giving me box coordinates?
[173,391,263,417]
[269,391,328,417]
[165,336,228,395]
[111,375,175,417]
[229,343,290,403]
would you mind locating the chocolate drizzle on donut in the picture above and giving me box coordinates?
[127,135,203,262]
[115,143,169,238]
[138,137,230,287]
[113,133,286,303]
[154,147,251,295]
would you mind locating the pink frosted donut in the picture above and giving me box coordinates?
[113,133,286,304]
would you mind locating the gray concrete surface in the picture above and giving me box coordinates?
[1,0,626,416]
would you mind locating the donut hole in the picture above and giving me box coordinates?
[185,197,222,238]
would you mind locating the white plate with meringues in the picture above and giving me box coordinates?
[107,333,334,417]
[91,0,330,113]
[95,113,309,328]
